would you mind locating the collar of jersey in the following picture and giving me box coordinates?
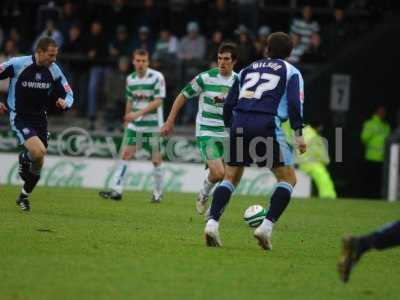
[137,69,149,79]
[218,71,234,81]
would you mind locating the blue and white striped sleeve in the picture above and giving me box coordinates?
[287,69,304,131]
[0,58,15,79]
[50,63,74,108]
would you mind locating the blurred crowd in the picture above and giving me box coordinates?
[0,0,381,130]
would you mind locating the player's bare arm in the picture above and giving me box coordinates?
[124,98,162,122]
[160,93,187,136]
[123,101,133,127]
[0,102,7,114]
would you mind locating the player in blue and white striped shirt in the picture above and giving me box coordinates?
[0,37,74,211]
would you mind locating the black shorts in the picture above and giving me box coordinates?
[9,112,49,148]
[226,111,294,168]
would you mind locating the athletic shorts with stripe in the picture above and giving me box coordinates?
[9,111,49,148]
[197,136,226,161]
[227,111,294,168]
[122,128,163,153]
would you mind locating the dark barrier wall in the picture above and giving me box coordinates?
[304,20,400,197]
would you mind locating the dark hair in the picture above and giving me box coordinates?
[133,48,149,57]
[266,32,293,59]
[218,42,238,61]
[35,37,58,52]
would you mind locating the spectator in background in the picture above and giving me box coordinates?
[1,1,23,33]
[35,1,61,33]
[178,21,206,64]
[1,39,20,58]
[290,5,320,51]
[301,32,327,63]
[135,0,163,34]
[189,0,208,25]
[152,28,179,116]
[168,0,189,36]
[103,56,130,132]
[234,24,256,70]
[8,27,26,53]
[63,23,87,116]
[178,21,206,80]
[283,120,337,199]
[103,0,132,35]
[205,30,224,67]
[59,1,80,38]
[63,23,85,54]
[152,28,179,65]
[361,105,391,198]
[236,0,259,34]
[179,21,206,124]
[324,8,352,56]
[32,19,64,51]
[109,25,132,58]
[132,26,154,55]
[206,0,235,37]
[287,33,306,65]
[0,39,20,102]
[86,20,109,129]
[255,25,271,59]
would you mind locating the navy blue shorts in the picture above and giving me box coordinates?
[226,111,293,168]
[9,111,49,148]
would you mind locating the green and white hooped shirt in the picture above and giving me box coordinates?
[125,68,166,132]
[181,68,237,138]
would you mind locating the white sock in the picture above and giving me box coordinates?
[206,218,219,228]
[153,165,163,195]
[21,188,29,196]
[201,173,216,197]
[261,218,274,231]
[111,160,128,194]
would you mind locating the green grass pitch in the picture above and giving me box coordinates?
[1,185,399,300]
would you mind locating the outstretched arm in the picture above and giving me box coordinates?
[0,58,15,80]
[124,98,162,122]
[52,65,74,109]
[287,73,306,154]
[160,93,187,136]
[161,73,203,136]
[0,58,15,114]
[125,72,166,123]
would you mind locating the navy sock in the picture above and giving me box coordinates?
[23,172,41,194]
[359,221,400,252]
[266,182,293,223]
[209,180,235,221]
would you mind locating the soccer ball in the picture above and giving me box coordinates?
[243,205,267,228]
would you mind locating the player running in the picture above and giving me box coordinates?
[99,49,166,203]
[204,32,306,249]
[0,37,74,211]
[161,43,238,214]
[338,220,400,283]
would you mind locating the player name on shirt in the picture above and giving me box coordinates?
[252,61,282,71]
